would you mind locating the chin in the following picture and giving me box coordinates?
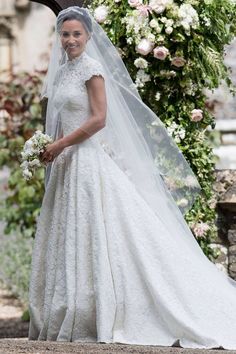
[72,51,83,57]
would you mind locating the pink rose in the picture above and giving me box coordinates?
[136,39,154,56]
[153,46,169,60]
[191,109,203,122]
[171,56,186,67]
[128,0,143,7]
[192,222,210,238]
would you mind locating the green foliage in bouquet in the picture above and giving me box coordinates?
[90,0,236,257]
[0,72,45,238]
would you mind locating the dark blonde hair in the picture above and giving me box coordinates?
[57,7,92,37]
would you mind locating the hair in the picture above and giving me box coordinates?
[56,7,93,37]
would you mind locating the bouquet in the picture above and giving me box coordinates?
[20,130,53,180]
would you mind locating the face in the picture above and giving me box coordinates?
[60,19,89,60]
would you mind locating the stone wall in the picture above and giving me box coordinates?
[0,0,55,80]
[206,38,236,169]
[214,170,236,279]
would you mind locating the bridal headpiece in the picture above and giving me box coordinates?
[56,7,93,37]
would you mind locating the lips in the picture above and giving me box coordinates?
[68,45,79,49]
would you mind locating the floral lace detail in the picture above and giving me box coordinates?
[29,50,236,350]
[52,52,105,136]
[56,52,105,90]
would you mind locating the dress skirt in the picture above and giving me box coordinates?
[28,138,236,349]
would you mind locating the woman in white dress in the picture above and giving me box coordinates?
[28,6,236,349]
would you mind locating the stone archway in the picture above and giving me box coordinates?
[29,0,89,15]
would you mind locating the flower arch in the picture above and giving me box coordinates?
[90,0,236,257]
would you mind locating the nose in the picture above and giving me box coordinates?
[68,35,75,42]
[66,34,77,44]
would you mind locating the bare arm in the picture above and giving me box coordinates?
[42,75,106,163]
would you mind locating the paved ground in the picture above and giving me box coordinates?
[0,287,29,339]
[1,340,236,354]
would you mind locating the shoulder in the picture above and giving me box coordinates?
[82,53,105,82]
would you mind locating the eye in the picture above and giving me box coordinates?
[61,32,70,38]
[73,32,81,38]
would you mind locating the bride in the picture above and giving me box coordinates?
[28,6,236,349]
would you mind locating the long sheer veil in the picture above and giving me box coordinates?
[41,6,201,221]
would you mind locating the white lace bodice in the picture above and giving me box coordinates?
[53,51,105,136]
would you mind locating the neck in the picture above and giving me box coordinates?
[68,51,84,62]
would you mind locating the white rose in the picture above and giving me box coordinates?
[24,147,33,156]
[149,19,162,33]
[156,35,165,42]
[147,33,155,42]
[149,0,173,14]
[165,19,174,27]
[94,5,109,23]
[153,46,169,60]
[136,38,154,56]
[128,0,143,7]
[181,21,190,31]
[136,69,151,82]
[155,92,161,101]
[20,161,29,169]
[149,19,159,28]
[153,5,165,13]
[191,109,203,122]
[169,70,177,77]
[160,17,167,23]
[23,169,33,180]
[165,26,173,34]
[21,152,28,159]
[178,4,199,30]
[155,26,162,34]
[29,158,41,167]
[134,57,148,69]
[135,69,151,88]
[178,127,185,140]
[25,139,33,149]
[35,130,42,136]
[127,37,133,44]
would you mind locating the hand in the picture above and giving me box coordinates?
[41,139,65,164]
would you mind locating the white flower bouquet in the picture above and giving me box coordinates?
[20,130,53,180]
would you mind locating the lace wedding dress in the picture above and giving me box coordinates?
[28,51,236,349]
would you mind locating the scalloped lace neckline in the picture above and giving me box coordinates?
[67,51,87,66]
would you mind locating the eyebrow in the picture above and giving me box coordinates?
[61,30,82,33]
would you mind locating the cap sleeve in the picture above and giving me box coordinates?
[83,59,105,82]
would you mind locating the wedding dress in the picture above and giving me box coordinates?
[28,51,236,349]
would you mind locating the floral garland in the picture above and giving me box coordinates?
[90,0,236,257]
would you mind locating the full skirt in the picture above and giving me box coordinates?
[28,139,236,349]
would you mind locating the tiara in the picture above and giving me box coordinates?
[58,7,87,18]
